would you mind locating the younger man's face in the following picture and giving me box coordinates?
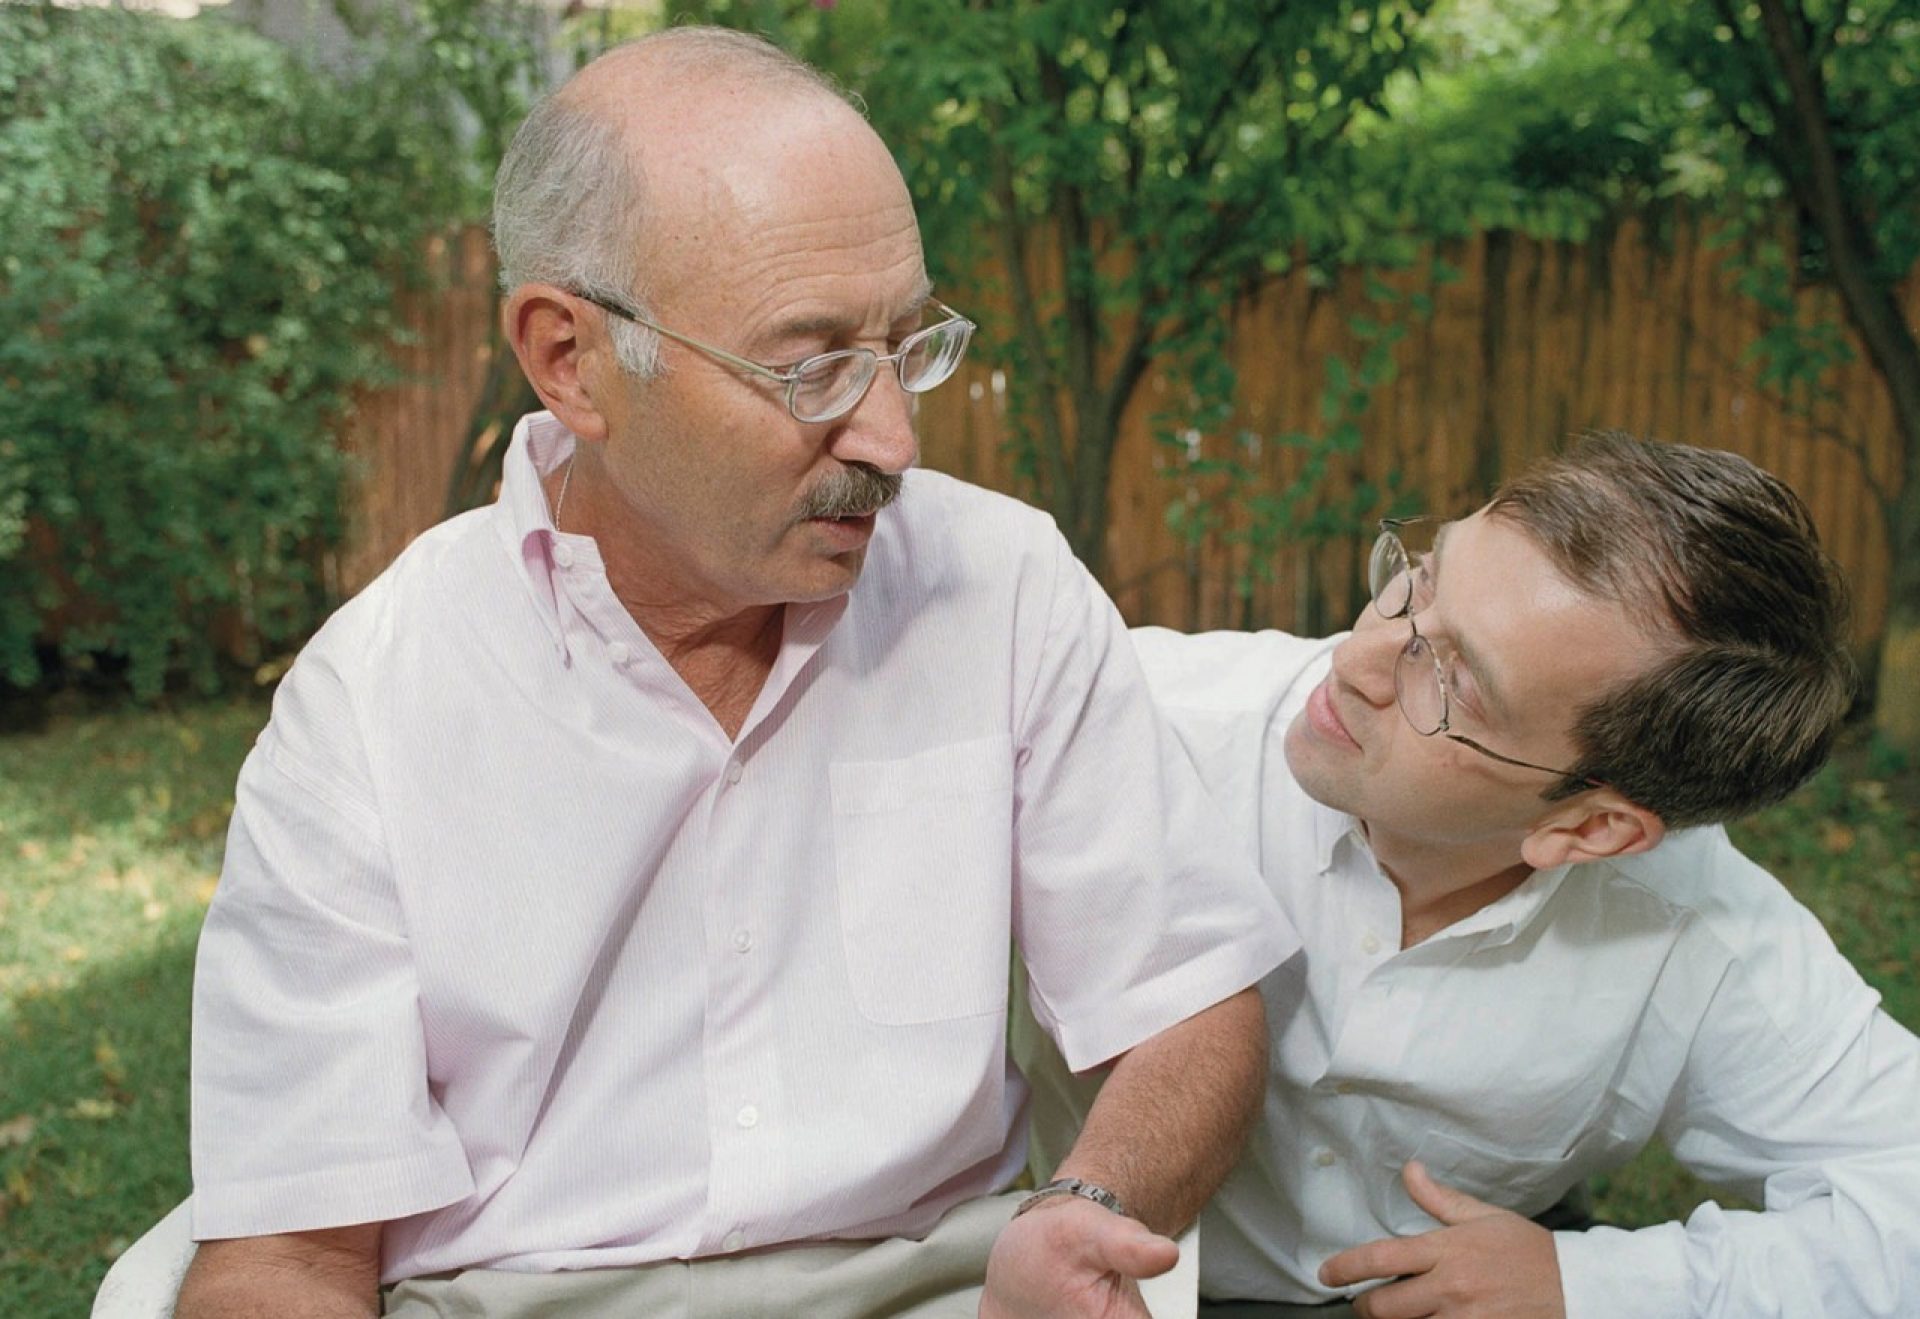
[1282,510,1658,852]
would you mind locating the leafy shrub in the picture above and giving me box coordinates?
[0,6,464,697]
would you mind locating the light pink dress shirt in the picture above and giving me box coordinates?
[189,412,1295,1282]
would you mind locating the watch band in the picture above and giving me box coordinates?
[1012,1176,1130,1219]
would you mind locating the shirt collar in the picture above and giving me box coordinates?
[1319,800,1578,948]
[491,411,579,661]
[488,410,859,675]
[1438,860,1575,946]
[1311,797,1364,877]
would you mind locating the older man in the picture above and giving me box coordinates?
[1027,434,1920,1317]
[177,29,1292,1319]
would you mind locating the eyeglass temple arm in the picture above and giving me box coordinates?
[574,290,792,384]
[1445,732,1605,789]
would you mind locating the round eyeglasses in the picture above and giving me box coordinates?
[1369,517,1604,787]
[571,289,976,425]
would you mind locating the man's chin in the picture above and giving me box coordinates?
[774,548,867,604]
[1282,714,1358,814]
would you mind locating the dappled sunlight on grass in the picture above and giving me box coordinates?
[0,700,266,1011]
[1,696,268,1314]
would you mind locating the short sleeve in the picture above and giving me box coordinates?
[1010,534,1298,1071]
[189,653,473,1239]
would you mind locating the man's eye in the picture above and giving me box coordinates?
[1447,662,1484,718]
[1409,556,1437,610]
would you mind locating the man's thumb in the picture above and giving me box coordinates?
[1092,1216,1181,1279]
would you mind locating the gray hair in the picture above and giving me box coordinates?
[490,27,860,379]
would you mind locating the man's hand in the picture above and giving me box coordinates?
[980,1196,1179,1319]
[1318,1162,1566,1319]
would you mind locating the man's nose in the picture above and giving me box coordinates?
[1332,612,1402,709]
[828,366,919,475]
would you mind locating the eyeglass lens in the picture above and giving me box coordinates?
[1369,527,1450,736]
[1393,631,1448,736]
[1369,532,1411,617]
[788,318,974,423]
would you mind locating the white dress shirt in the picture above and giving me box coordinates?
[1036,625,1920,1317]
[188,414,1293,1283]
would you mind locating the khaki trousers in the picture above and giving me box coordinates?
[383,1192,1021,1319]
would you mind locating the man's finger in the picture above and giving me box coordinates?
[1351,1273,1442,1319]
[1089,1216,1181,1280]
[1402,1160,1499,1227]
[1319,1232,1439,1287]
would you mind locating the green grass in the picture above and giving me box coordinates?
[0,694,269,1317]
[1,697,1916,1315]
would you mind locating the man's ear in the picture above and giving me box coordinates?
[502,285,612,444]
[1519,790,1665,871]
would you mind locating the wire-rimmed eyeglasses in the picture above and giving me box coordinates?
[570,288,976,425]
[1369,517,1605,788]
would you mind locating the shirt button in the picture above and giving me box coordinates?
[1361,932,1382,955]
[552,542,575,569]
[1313,1147,1338,1168]
[725,759,744,785]
[736,1104,759,1129]
[608,642,631,667]
[722,1230,745,1252]
[732,929,753,953]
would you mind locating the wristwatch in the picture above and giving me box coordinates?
[1012,1176,1130,1219]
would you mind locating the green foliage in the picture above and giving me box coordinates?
[1353,14,1703,241]
[1637,0,1920,285]
[335,0,550,221]
[832,0,1436,577]
[1616,0,1920,431]
[0,7,464,698]
[1162,279,1428,626]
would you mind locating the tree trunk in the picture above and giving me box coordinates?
[1753,0,1920,752]
[1876,456,1920,754]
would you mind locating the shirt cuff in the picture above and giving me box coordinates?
[191,1149,475,1242]
[1554,1222,1691,1319]
[1046,928,1298,1072]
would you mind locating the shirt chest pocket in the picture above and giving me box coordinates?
[1379,1127,1599,1232]
[830,735,1015,1026]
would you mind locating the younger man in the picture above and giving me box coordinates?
[1029,433,1920,1316]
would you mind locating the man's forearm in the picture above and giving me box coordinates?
[1049,986,1268,1236]
[175,1225,382,1319]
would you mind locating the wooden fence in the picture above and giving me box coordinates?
[344,213,1913,648]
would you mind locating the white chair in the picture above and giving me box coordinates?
[93,1197,194,1319]
[95,1197,1197,1319]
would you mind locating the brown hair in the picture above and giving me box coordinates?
[1486,431,1855,827]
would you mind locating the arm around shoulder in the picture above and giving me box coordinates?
[176,1223,382,1319]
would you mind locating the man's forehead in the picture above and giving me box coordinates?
[639,121,924,324]
[1437,512,1660,718]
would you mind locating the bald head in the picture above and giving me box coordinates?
[491,29,877,375]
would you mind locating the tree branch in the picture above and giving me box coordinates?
[1753,0,1920,468]
[985,97,1073,515]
